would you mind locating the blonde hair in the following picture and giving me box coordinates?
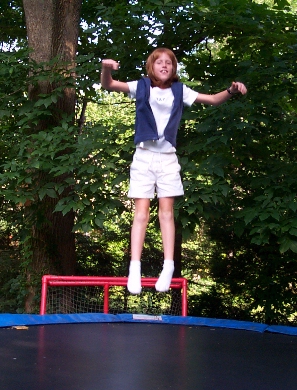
[146,48,179,87]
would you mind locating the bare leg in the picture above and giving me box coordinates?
[155,197,175,292]
[127,198,150,294]
[130,198,150,261]
[158,197,175,260]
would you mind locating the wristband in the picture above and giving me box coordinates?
[227,87,235,95]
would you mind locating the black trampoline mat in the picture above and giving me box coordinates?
[1,322,297,390]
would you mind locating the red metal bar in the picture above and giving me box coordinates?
[181,278,188,317]
[103,283,109,314]
[40,275,188,316]
[42,275,185,284]
[40,275,49,315]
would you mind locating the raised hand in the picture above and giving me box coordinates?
[229,81,247,95]
[101,59,120,71]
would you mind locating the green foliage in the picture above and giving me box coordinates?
[0,0,26,47]
[175,2,297,253]
[0,221,22,312]
[0,52,130,231]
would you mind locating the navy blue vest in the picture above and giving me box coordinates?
[134,77,184,148]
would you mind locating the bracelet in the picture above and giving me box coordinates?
[227,87,235,95]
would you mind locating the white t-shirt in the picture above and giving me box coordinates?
[127,80,198,153]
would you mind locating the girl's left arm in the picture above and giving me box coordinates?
[195,81,247,106]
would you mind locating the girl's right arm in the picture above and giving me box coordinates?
[101,59,130,93]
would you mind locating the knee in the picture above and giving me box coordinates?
[158,208,174,223]
[134,210,150,225]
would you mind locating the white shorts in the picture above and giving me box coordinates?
[128,148,184,199]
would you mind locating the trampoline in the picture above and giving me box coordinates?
[1,313,297,390]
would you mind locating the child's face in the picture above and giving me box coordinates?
[153,53,174,85]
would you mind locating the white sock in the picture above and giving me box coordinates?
[127,260,142,294]
[155,260,174,292]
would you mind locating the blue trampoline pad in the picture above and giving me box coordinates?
[1,315,297,390]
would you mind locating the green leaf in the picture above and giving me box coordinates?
[280,237,297,254]
[289,228,297,237]
[243,210,257,225]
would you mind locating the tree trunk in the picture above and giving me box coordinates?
[22,0,82,312]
